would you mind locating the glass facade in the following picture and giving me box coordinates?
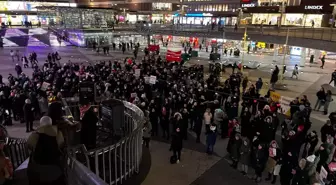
[187,4,240,11]
[152,3,172,11]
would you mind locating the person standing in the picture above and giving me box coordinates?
[329,70,336,87]
[324,90,333,115]
[10,50,14,62]
[206,125,217,155]
[15,50,20,62]
[229,133,242,169]
[27,116,65,185]
[170,127,183,163]
[23,99,35,133]
[320,55,325,69]
[203,108,212,132]
[239,137,251,176]
[270,65,279,89]
[143,121,152,148]
[314,87,326,111]
[291,64,299,79]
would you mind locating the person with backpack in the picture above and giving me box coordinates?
[27,116,65,185]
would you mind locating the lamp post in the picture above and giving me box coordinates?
[280,28,289,83]
[241,26,247,72]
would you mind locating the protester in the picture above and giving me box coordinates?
[143,121,152,148]
[170,127,183,163]
[239,137,251,176]
[27,116,65,185]
[206,124,217,155]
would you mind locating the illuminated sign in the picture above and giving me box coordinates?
[304,5,323,10]
[242,4,255,7]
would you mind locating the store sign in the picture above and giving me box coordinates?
[304,5,323,10]
[242,4,256,7]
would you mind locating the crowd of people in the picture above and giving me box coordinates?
[0,45,334,185]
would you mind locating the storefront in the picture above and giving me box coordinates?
[127,14,150,23]
[243,1,334,27]
[152,14,173,23]
[173,13,237,25]
[251,13,280,25]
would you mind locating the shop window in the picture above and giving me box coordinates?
[218,4,222,11]
[152,3,172,11]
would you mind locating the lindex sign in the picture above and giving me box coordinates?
[304,5,323,10]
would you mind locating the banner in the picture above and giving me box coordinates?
[280,96,292,117]
[148,45,160,52]
[41,82,50,91]
[149,75,157,84]
[167,50,182,55]
[166,55,181,62]
[270,91,281,102]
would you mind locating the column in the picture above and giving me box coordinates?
[300,47,306,67]
[273,44,278,61]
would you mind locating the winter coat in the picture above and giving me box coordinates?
[38,97,48,114]
[23,103,34,121]
[279,154,297,182]
[213,108,226,125]
[27,124,65,183]
[291,167,309,185]
[143,122,152,138]
[252,148,267,169]
[206,130,217,146]
[171,132,183,151]
[229,138,242,160]
[239,138,251,165]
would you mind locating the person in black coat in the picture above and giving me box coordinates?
[23,98,35,132]
[80,103,98,150]
[270,65,279,89]
[291,159,309,185]
[280,152,297,185]
[320,120,334,143]
[170,127,183,163]
[252,144,268,183]
[315,144,330,173]
[240,107,251,137]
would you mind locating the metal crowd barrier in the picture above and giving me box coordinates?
[3,137,29,170]
[66,100,145,185]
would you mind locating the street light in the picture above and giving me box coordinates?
[280,28,289,83]
[241,26,247,72]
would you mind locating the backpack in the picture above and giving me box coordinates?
[33,133,61,166]
[4,157,13,179]
[170,155,177,164]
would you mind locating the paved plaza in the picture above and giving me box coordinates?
[1,44,334,185]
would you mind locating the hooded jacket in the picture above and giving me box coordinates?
[239,137,251,165]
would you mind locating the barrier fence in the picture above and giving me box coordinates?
[65,100,145,185]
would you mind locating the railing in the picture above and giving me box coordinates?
[143,24,336,42]
[4,137,29,170]
[66,100,145,185]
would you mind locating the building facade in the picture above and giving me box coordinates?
[0,0,76,26]
[240,0,336,27]
[74,0,180,24]
[174,0,241,26]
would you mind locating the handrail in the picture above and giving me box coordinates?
[67,100,145,185]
